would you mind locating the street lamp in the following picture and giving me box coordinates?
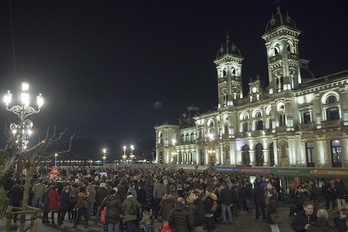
[122,146,127,163]
[129,145,135,162]
[54,153,58,167]
[3,82,44,151]
[208,134,215,167]
[171,139,177,169]
[102,148,107,167]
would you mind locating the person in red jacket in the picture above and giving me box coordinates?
[48,185,60,224]
[72,187,90,229]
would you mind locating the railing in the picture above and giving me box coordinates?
[4,206,41,232]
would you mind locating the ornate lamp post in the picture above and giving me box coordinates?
[208,134,215,167]
[171,139,177,169]
[3,82,44,151]
[102,148,107,167]
[122,146,127,164]
[129,145,135,162]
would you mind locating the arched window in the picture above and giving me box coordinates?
[255,112,263,130]
[278,104,286,126]
[190,132,194,142]
[209,121,215,135]
[242,144,250,165]
[224,124,229,135]
[241,114,249,132]
[223,68,227,77]
[269,143,275,166]
[181,134,185,143]
[185,133,189,142]
[232,68,236,76]
[324,95,340,121]
[255,143,264,166]
[159,133,164,145]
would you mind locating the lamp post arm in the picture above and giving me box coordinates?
[6,105,41,121]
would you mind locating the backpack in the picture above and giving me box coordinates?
[129,201,138,215]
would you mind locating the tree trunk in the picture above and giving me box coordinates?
[18,166,34,232]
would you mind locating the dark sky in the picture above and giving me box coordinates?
[0,0,347,145]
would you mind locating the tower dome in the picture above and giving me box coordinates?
[216,35,242,60]
[265,6,297,33]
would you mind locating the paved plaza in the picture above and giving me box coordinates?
[0,203,339,232]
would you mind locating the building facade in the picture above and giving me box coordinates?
[155,7,348,170]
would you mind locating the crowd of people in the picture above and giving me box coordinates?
[3,165,348,232]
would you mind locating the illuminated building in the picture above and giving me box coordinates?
[155,7,348,172]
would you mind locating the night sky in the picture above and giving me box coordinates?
[0,0,347,146]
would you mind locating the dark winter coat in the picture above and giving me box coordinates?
[59,190,71,211]
[96,187,108,207]
[307,220,338,232]
[266,194,279,224]
[100,195,122,224]
[230,185,239,204]
[219,187,231,205]
[202,192,218,214]
[192,197,204,227]
[74,192,89,209]
[7,184,23,207]
[159,194,175,221]
[168,202,194,232]
[291,211,318,232]
[335,217,348,232]
[137,187,147,206]
[335,181,346,199]
[253,182,265,204]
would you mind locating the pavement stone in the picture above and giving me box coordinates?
[0,203,339,232]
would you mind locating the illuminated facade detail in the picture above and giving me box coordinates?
[155,7,348,169]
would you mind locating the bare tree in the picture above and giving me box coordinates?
[0,126,74,232]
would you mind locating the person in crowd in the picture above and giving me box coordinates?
[188,190,204,232]
[253,177,266,222]
[137,181,147,206]
[7,183,23,223]
[58,184,71,226]
[42,185,51,224]
[335,177,346,210]
[101,189,123,232]
[335,208,348,232]
[32,179,47,209]
[219,182,232,224]
[266,189,280,232]
[72,186,90,229]
[326,179,337,210]
[122,191,142,232]
[309,180,319,208]
[202,186,217,232]
[159,188,175,223]
[307,208,338,232]
[230,180,239,218]
[48,185,60,224]
[168,197,194,232]
[241,179,253,214]
[153,179,166,221]
[291,201,318,232]
[140,207,153,232]
[68,184,79,221]
[95,182,108,225]
[86,181,96,218]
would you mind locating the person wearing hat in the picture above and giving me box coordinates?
[335,177,346,211]
[72,187,90,229]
